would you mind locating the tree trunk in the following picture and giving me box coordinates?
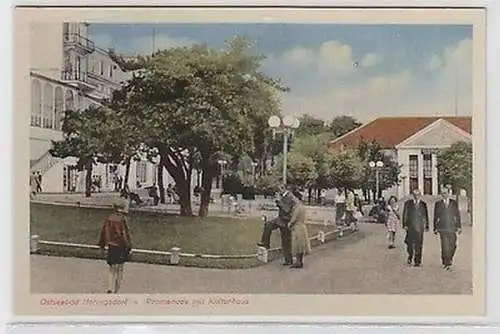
[124,157,131,188]
[158,160,165,204]
[85,161,93,198]
[161,151,193,216]
[308,187,313,205]
[199,162,215,217]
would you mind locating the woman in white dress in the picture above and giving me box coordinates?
[386,196,400,249]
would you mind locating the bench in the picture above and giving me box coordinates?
[130,188,154,206]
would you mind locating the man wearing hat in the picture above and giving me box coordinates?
[98,202,132,293]
[433,185,462,271]
[257,188,295,265]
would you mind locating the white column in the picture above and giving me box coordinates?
[417,153,424,192]
[431,153,439,195]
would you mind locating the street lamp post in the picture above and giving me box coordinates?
[369,160,384,201]
[268,115,300,186]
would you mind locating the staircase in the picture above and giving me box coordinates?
[30,151,60,175]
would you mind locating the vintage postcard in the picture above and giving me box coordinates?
[13,6,486,319]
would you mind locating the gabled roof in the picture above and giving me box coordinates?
[328,116,472,150]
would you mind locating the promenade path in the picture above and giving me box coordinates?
[31,223,472,294]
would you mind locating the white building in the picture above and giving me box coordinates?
[328,116,472,198]
[29,22,200,194]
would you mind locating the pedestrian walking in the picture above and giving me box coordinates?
[402,189,429,267]
[385,196,400,249]
[288,189,311,269]
[98,203,132,294]
[36,172,42,193]
[433,186,462,271]
[30,172,37,197]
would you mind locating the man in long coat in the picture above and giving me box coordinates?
[402,189,429,267]
[433,186,462,270]
[258,189,294,265]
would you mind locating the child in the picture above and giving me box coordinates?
[98,203,132,293]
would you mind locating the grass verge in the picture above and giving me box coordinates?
[31,202,354,269]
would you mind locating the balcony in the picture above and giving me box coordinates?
[61,70,96,91]
[63,33,95,53]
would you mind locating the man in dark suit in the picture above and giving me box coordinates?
[258,189,295,265]
[402,189,429,267]
[433,186,462,271]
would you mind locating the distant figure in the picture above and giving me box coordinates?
[289,189,311,269]
[433,186,462,271]
[98,203,132,294]
[335,190,346,225]
[402,189,429,267]
[36,172,42,193]
[385,196,400,249]
[166,183,174,204]
[30,172,37,197]
[354,193,363,214]
[148,183,160,206]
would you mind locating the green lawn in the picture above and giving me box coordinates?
[30,203,335,266]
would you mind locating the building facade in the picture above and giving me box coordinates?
[328,116,472,198]
[29,22,201,194]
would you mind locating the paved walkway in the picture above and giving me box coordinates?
[31,223,472,294]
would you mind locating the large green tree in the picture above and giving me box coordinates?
[329,115,362,138]
[120,37,286,216]
[437,141,472,197]
[50,105,109,197]
[325,149,365,192]
[357,140,401,200]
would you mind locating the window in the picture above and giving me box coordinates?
[108,64,113,78]
[136,162,147,184]
[423,154,432,178]
[42,83,54,128]
[99,61,104,75]
[54,87,64,130]
[65,90,74,110]
[408,155,418,178]
[31,79,41,127]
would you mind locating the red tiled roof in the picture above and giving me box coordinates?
[328,116,472,150]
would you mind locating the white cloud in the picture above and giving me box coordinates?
[317,40,354,72]
[360,53,382,67]
[275,37,473,122]
[282,46,314,66]
[428,54,442,70]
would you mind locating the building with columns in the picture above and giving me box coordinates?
[328,116,472,197]
[29,22,202,194]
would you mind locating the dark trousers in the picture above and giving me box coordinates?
[439,231,457,266]
[335,203,346,224]
[405,232,424,264]
[260,218,293,263]
[152,195,159,206]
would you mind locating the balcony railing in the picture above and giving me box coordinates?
[63,33,95,53]
[61,69,96,90]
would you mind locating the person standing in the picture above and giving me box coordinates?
[288,189,311,268]
[385,196,400,249]
[30,172,37,197]
[335,189,346,225]
[433,186,462,271]
[257,189,295,265]
[402,189,429,267]
[98,203,132,293]
[36,172,42,193]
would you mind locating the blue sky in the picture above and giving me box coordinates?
[89,24,473,122]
